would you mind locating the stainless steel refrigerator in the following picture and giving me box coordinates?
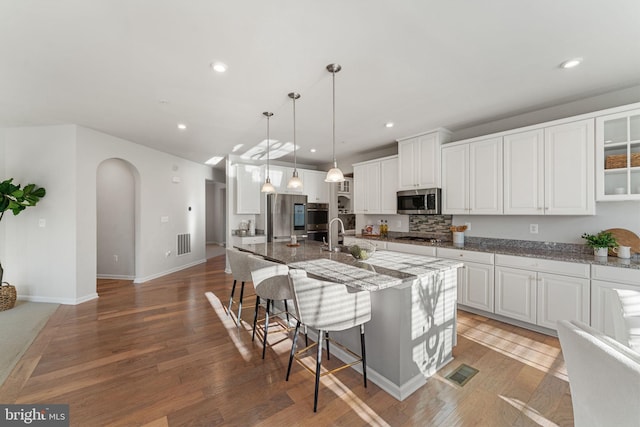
[267,193,308,242]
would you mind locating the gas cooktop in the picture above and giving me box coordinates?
[395,235,448,244]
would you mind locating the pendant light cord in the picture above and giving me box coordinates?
[332,68,336,166]
[293,96,297,171]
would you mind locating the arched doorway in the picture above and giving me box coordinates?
[96,158,139,286]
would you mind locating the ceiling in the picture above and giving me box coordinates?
[2,1,640,169]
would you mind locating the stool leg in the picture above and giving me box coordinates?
[284,300,290,323]
[262,298,271,359]
[252,296,260,342]
[236,281,245,324]
[286,321,300,381]
[304,325,308,347]
[314,329,323,412]
[360,324,367,388]
[325,331,330,360]
[227,279,237,315]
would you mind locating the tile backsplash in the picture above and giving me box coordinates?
[409,215,453,234]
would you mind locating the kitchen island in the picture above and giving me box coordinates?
[234,240,462,400]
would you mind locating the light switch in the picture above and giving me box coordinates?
[161,216,169,223]
[38,218,46,228]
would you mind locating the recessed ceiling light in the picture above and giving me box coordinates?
[211,62,227,73]
[310,148,317,153]
[385,122,394,128]
[560,58,582,69]
[177,123,187,130]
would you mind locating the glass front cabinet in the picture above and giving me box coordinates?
[596,108,640,200]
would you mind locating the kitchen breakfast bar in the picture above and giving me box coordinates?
[234,240,463,400]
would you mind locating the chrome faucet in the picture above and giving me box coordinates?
[326,217,345,252]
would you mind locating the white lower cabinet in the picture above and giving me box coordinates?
[386,241,436,257]
[495,255,590,330]
[437,248,495,313]
[590,265,640,337]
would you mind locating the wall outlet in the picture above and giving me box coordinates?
[38,218,46,228]
[165,250,171,257]
[161,216,169,223]
[529,224,539,234]
[465,222,471,231]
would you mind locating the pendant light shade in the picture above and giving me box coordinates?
[261,112,276,193]
[287,92,303,190]
[325,63,345,183]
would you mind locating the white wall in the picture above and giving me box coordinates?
[1,125,79,303]
[453,201,640,244]
[97,158,136,278]
[0,125,213,304]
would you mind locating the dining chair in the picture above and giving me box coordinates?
[610,288,640,352]
[286,269,371,412]
[226,248,257,325]
[247,255,295,359]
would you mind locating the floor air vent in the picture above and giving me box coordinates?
[177,233,191,256]
[445,364,479,387]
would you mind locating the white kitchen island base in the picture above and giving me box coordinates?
[325,266,458,401]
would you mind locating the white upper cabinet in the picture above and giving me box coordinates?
[353,155,397,214]
[397,129,451,190]
[442,137,502,215]
[235,163,262,214]
[544,119,595,215]
[503,129,545,214]
[596,108,640,201]
[302,170,329,203]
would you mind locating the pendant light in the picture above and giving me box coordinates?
[325,63,345,183]
[261,111,276,193]
[287,92,303,190]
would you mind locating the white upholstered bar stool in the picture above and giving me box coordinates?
[286,269,371,412]
[610,288,640,352]
[226,248,257,325]
[247,255,295,359]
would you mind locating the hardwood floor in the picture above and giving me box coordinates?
[0,255,574,426]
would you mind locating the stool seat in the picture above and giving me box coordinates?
[226,248,258,325]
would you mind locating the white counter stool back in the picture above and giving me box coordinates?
[610,288,640,352]
[248,255,294,359]
[226,248,258,325]
[286,269,372,412]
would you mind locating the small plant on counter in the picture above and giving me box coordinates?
[581,231,618,249]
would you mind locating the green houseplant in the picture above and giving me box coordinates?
[581,230,618,256]
[0,178,46,311]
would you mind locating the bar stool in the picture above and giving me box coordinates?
[226,248,256,325]
[286,269,372,412]
[610,288,640,352]
[248,255,295,359]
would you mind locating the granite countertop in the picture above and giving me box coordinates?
[356,234,640,270]
[234,240,462,291]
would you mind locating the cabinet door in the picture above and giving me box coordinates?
[302,170,329,203]
[417,133,441,188]
[504,129,545,214]
[366,162,381,213]
[442,144,469,214]
[353,164,366,214]
[544,119,595,215]
[469,137,503,214]
[536,273,589,330]
[398,138,418,190]
[236,164,262,214]
[459,261,494,312]
[380,157,398,214]
[495,266,536,323]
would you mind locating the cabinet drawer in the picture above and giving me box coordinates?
[591,264,640,285]
[234,236,266,245]
[386,242,436,257]
[495,254,589,278]
[437,247,494,264]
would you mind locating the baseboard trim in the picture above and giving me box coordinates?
[133,259,207,284]
[17,292,99,305]
[97,274,135,280]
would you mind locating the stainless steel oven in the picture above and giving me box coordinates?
[306,203,329,242]
[397,188,441,215]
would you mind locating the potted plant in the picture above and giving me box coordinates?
[0,178,46,311]
[581,231,618,257]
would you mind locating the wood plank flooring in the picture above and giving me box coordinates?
[0,255,574,426]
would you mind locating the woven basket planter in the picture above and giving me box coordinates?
[0,283,17,311]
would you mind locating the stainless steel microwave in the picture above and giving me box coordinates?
[397,188,441,215]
